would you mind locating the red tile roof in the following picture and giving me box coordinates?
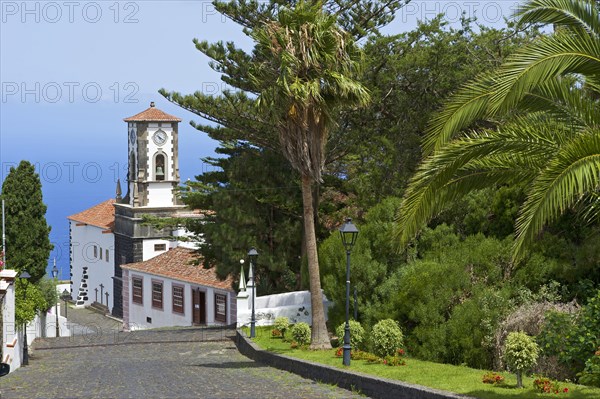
[67,199,115,230]
[122,247,234,291]
[123,103,182,122]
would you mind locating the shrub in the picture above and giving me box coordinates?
[533,376,569,394]
[503,332,539,388]
[578,348,600,387]
[274,316,290,337]
[335,320,365,350]
[482,372,505,385]
[271,329,282,337]
[291,322,311,346]
[371,319,404,358]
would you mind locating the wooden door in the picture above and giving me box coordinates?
[191,288,206,325]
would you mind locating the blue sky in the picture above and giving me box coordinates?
[0,0,523,279]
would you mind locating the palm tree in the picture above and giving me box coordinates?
[251,0,369,348]
[395,0,600,261]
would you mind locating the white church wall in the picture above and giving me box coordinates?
[70,221,114,312]
[142,239,170,261]
[146,182,174,208]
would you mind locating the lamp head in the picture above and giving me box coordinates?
[339,218,359,251]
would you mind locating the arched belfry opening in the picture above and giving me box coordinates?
[155,153,166,181]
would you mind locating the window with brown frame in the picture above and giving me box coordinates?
[154,243,166,251]
[152,281,163,309]
[172,285,184,314]
[132,277,143,305]
[215,293,227,323]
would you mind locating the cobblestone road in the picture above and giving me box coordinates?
[0,329,365,399]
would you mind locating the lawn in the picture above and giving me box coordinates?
[244,327,600,399]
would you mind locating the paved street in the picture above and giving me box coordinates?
[0,311,365,399]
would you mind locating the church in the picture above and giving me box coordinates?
[67,103,236,328]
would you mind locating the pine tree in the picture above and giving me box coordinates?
[1,160,53,283]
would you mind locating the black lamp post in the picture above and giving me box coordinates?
[51,262,59,337]
[339,218,358,366]
[20,270,30,366]
[62,289,70,318]
[248,247,258,338]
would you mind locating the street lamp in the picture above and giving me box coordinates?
[51,261,59,337]
[61,289,70,318]
[19,270,30,366]
[339,218,358,366]
[248,247,258,338]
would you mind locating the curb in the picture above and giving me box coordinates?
[234,330,476,399]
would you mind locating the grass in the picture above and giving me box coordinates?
[244,327,600,399]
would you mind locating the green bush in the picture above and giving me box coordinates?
[579,348,600,387]
[335,320,365,350]
[538,290,600,375]
[291,322,311,346]
[274,316,290,337]
[371,319,403,358]
[503,332,539,388]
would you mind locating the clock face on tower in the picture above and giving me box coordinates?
[153,130,167,146]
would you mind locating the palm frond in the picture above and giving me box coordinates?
[515,0,600,38]
[513,129,600,260]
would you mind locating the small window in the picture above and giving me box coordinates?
[99,247,103,260]
[154,243,167,251]
[152,281,163,310]
[106,249,109,262]
[93,245,98,258]
[172,285,184,314]
[215,293,227,323]
[132,277,143,305]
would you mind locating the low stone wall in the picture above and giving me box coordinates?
[235,331,475,399]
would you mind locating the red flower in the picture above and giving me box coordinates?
[563,388,569,393]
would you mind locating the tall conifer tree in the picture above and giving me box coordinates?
[1,160,53,283]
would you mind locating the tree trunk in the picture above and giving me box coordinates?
[516,371,523,388]
[301,174,331,349]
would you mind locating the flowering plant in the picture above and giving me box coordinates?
[533,376,569,394]
[482,372,505,385]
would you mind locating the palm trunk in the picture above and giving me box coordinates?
[301,174,331,349]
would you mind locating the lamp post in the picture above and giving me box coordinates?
[248,247,258,338]
[62,289,70,318]
[339,218,358,366]
[20,270,30,366]
[51,261,59,337]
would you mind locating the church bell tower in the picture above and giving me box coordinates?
[112,102,186,318]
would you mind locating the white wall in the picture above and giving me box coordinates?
[70,221,114,312]
[142,239,171,261]
[237,290,331,328]
[125,270,234,330]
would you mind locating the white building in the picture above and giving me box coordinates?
[67,199,116,311]
[121,247,236,330]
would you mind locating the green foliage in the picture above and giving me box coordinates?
[38,277,58,312]
[503,332,539,381]
[15,279,47,326]
[274,316,290,336]
[1,160,53,283]
[335,320,366,350]
[180,145,303,294]
[395,0,600,261]
[291,322,311,346]
[539,290,600,375]
[370,319,403,358]
[579,348,600,387]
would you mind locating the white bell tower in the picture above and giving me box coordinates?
[123,102,182,208]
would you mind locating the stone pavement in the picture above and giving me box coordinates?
[0,327,366,399]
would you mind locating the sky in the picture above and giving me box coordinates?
[0,0,523,279]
